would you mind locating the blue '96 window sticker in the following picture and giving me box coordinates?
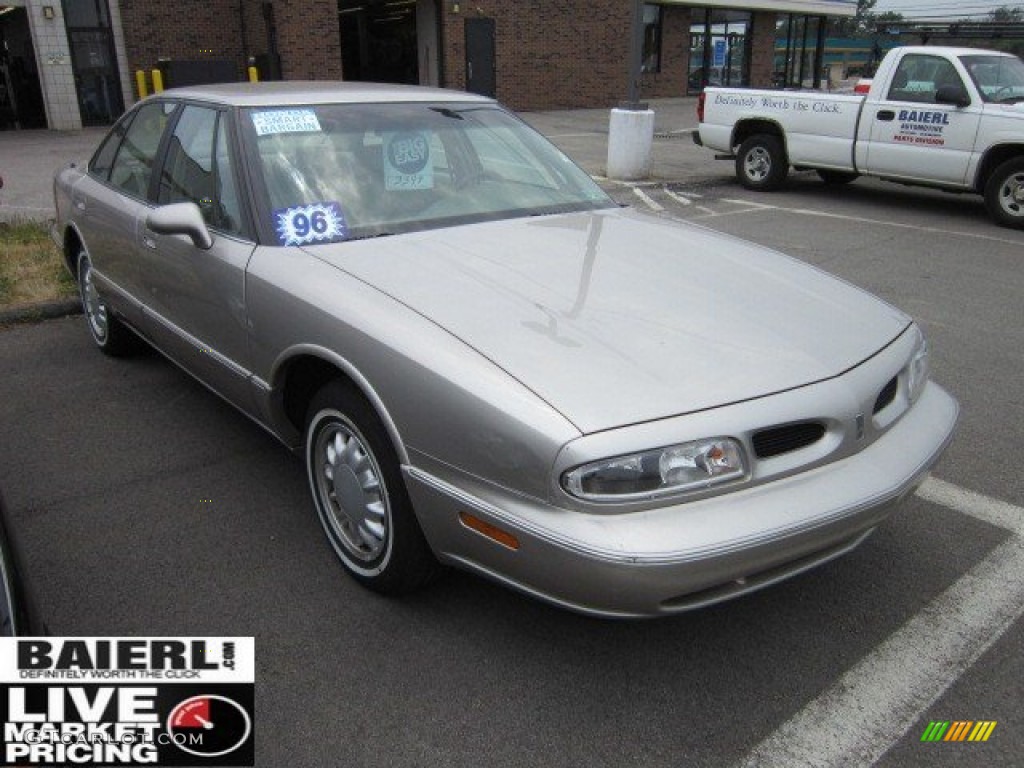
[273,202,348,246]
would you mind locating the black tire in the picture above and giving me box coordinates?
[304,379,439,595]
[76,249,141,357]
[736,134,788,191]
[983,157,1024,229]
[817,169,859,185]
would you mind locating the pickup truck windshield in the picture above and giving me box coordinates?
[244,102,613,243]
[961,55,1024,104]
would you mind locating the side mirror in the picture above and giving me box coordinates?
[146,202,214,250]
[935,84,970,108]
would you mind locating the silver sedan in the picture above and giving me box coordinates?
[52,82,958,617]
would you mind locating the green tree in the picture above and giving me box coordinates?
[989,6,1023,22]
[833,0,889,37]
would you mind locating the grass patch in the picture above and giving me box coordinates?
[0,220,76,308]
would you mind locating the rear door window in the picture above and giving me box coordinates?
[108,101,176,199]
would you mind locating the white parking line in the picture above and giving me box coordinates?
[681,199,1024,245]
[632,187,664,212]
[736,476,1024,768]
[694,206,774,220]
[721,198,777,209]
[663,189,693,206]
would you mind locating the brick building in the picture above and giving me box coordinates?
[0,0,854,130]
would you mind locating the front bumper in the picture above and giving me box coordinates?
[404,381,958,618]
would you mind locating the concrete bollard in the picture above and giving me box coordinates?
[606,107,655,181]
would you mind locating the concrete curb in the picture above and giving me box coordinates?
[0,297,81,326]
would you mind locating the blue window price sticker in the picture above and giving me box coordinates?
[273,202,348,246]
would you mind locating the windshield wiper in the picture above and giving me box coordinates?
[430,107,464,121]
[346,232,395,241]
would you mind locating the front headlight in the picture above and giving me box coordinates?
[907,329,930,403]
[562,437,747,502]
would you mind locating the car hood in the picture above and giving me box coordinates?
[309,207,909,434]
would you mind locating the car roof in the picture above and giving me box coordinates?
[150,81,496,108]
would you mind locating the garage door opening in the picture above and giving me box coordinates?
[338,0,439,86]
[0,6,45,129]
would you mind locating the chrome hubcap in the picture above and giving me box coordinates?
[313,420,388,562]
[80,259,108,341]
[1001,173,1024,217]
[744,148,771,181]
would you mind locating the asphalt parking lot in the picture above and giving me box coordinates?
[2,110,1024,766]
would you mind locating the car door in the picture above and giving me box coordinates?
[139,103,258,413]
[72,101,177,328]
[861,53,982,186]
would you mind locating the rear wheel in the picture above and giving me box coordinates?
[983,157,1024,229]
[817,169,859,185]
[76,249,140,356]
[736,134,788,191]
[305,380,439,595]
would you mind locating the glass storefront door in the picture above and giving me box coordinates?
[62,0,123,125]
[688,10,751,94]
[775,15,826,88]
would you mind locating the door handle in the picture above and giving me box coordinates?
[74,199,86,211]
[143,236,157,250]
[468,62,473,80]
[877,110,895,122]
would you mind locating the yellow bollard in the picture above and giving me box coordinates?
[151,69,164,93]
[135,70,148,99]
[247,66,259,83]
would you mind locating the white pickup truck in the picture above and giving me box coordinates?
[694,46,1024,228]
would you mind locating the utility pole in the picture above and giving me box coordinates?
[607,0,654,180]
[623,0,647,110]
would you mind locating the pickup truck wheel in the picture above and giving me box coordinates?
[736,134,788,191]
[76,249,140,357]
[817,170,859,185]
[305,380,440,595]
[984,158,1024,229]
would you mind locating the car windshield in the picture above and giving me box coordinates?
[961,54,1024,103]
[243,102,613,245]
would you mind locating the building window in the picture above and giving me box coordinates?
[642,4,663,73]
[688,9,751,93]
[774,15,827,89]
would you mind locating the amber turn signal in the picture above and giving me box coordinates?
[459,512,520,551]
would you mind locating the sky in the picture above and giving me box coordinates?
[873,0,1022,21]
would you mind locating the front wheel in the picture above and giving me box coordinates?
[736,134,788,191]
[983,157,1024,229]
[305,380,439,595]
[76,249,140,356]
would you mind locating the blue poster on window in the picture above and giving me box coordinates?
[713,40,726,68]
